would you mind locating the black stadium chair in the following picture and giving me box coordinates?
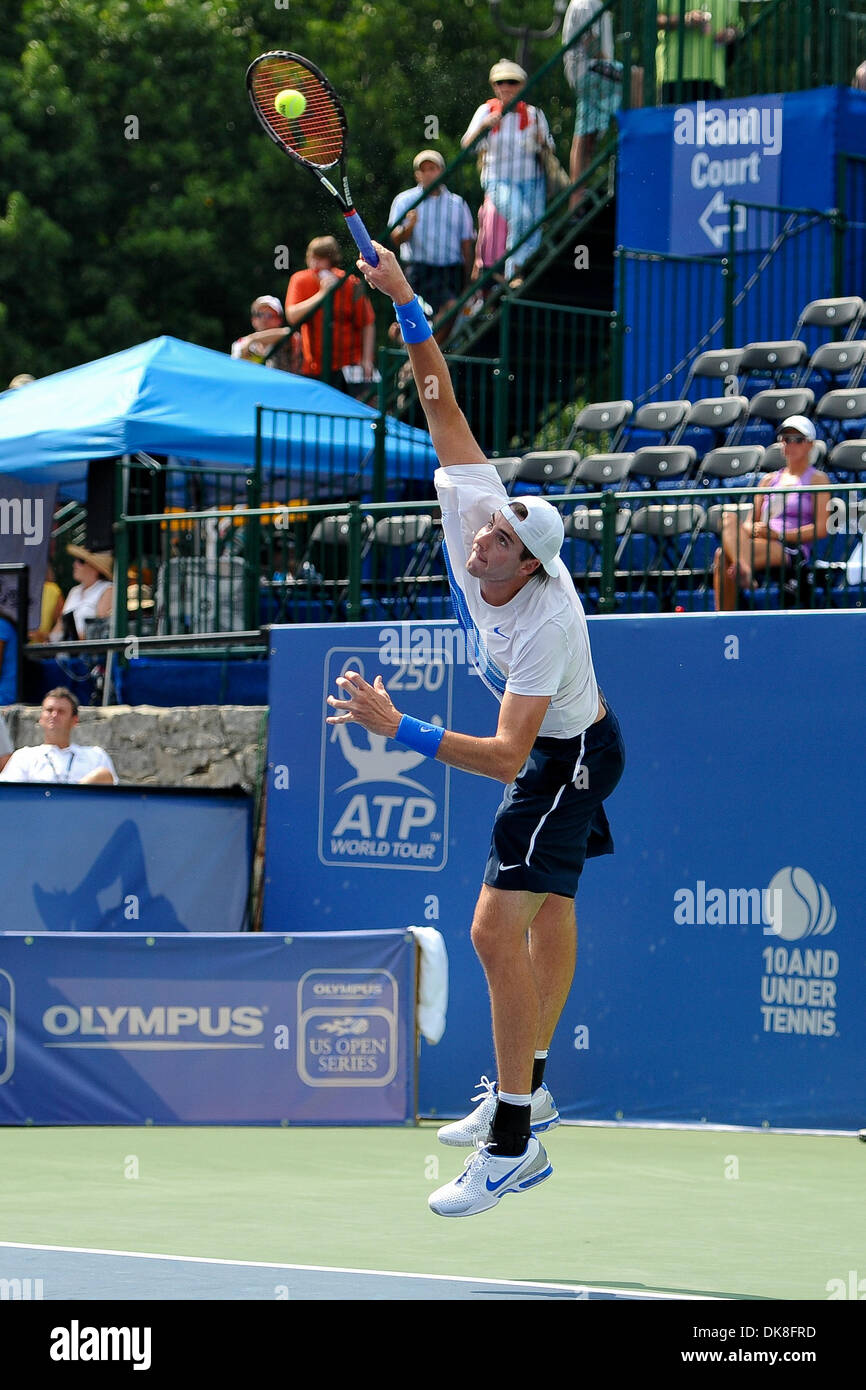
[828,439,866,477]
[568,452,634,494]
[627,445,697,489]
[366,514,436,620]
[814,389,866,445]
[686,395,750,433]
[615,503,707,610]
[283,512,374,621]
[563,399,633,453]
[511,450,580,495]
[684,396,750,447]
[682,348,744,399]
[693,444,765,488]
[743,389,815,442]
[561,505,630,604]
[490,457,523,489]
[792,296,865,348]
[630,400,691,444]
[738,340,807,394]
[798,341,866,392]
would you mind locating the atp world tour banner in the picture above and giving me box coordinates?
[266,614,866,1131]
[0,931,414,1123]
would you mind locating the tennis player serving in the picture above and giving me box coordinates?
[326,243,625,1218]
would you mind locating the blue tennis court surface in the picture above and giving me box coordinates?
[0,1242,720,1301]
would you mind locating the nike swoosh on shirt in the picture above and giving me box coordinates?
[486,1156,531,1192]
[498,862,523,872]
[492,626,508,637]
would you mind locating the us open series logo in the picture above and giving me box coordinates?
[318,645,452,870]
[297,969,399,1087]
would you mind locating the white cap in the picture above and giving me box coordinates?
[413,149,445,171]
[777,414,816,440]
[489,59,527,84]
[500,497,564,577]
[252,295,284,317]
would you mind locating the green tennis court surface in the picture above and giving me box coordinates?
[2,1125,862,1300]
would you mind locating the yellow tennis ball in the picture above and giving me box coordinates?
[275,89,306,119]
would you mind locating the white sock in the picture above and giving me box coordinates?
[497,1090,531,1107]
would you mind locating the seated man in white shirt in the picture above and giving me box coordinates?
[0,711,12,773]
[0,687,117,785]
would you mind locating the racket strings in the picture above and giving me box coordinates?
[251,58,344,167]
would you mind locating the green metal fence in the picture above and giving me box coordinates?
[111,480,866,655]
[618,191,866,403]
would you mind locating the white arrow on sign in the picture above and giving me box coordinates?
[698,191,748,250]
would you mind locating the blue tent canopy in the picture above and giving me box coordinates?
[0,336,436,493]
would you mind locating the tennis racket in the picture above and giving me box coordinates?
[246,51,379,266]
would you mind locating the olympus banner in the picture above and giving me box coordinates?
[265,614,865,1131]
[0,932,414,1124]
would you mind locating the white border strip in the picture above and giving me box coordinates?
[0,1242,721,1299]
[554,1119,858,1137]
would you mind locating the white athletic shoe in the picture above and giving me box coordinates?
[428,1137,553,1218]
[436,1075,560,1147]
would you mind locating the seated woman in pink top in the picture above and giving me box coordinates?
[713,415,831,611]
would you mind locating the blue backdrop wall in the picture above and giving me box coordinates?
[265,612,865,1131]
[616,86,866,400]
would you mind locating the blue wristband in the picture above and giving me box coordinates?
[394,296,433,344]
[396,714,445,758]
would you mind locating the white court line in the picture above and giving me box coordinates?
[0,1241,722,1299]
[557,1119,857,1137]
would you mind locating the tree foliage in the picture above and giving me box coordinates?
[0,0,568,382]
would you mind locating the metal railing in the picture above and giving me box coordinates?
[104,481,866,651]
[618,195,866,403]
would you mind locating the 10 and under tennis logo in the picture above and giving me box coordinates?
[318,646,452,870]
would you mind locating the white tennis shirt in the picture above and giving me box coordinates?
[0,742,118,783]
[435,464,599,738]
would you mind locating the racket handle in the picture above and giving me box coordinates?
[344,211,379,266]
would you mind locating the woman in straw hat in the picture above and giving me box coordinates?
[51,546,114,641]
[461,59,554,287]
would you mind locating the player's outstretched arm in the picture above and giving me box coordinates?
[357,242,486,468]
[327,673,549,784]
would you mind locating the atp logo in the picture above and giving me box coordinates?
[0,970,14,1085]
[764,867,836,940]
[318,646,451,870]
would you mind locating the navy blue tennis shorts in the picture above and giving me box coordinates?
[483,701,625,898]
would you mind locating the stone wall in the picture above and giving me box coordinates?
[2,704,268,791]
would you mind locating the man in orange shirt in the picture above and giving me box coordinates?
[285,236,376,388]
